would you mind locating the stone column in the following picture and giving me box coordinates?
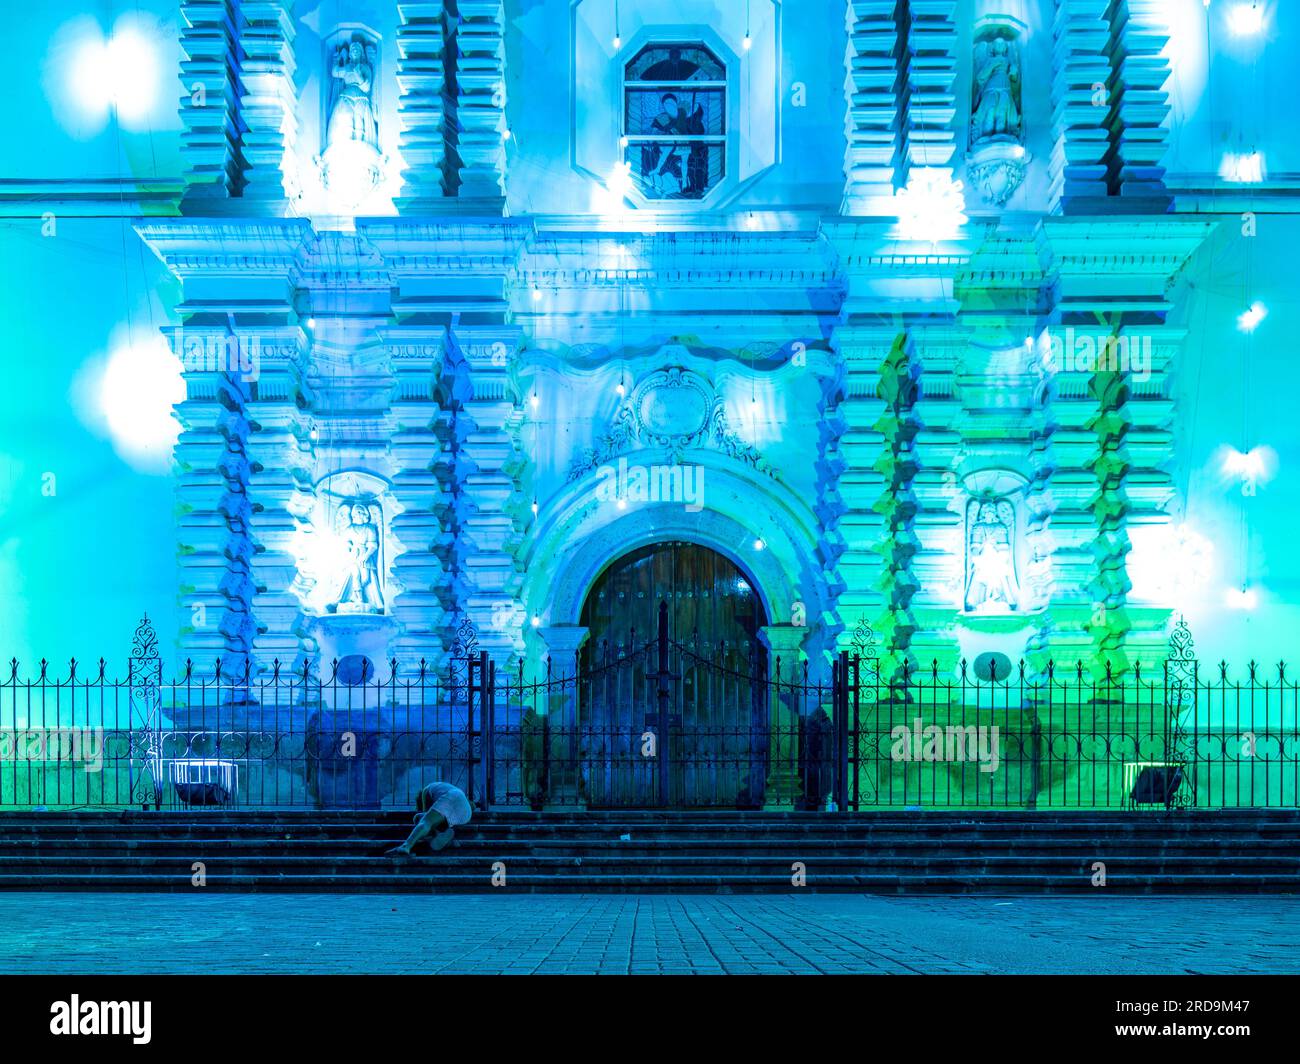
[237,0,298,208]
[1049,0,1115,210]
[179,0,243,204]
[758,625,810,810]
[396,2,449,211]
[451,326,526,666]
[537,626,589,809]
[842,0,902,216]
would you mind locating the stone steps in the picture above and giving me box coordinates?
[1,810,1296,893]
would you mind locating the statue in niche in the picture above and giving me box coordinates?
[971,36,1022,143]
[966,26,1029,206]
[330,500,385,614]
[326,36,379,151]
[964,498,1020,613]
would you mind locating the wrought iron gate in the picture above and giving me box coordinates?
[483,601,838,810]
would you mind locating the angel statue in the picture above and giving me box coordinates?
[971,36,1022,144]
[327,37,379,151]
[964,498,1019,612]
[330,501,385,614]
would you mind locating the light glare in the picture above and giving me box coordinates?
[1228,3,1266,36]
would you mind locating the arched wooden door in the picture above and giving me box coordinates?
[578,542,769,807]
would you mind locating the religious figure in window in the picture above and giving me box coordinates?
[624,44,726,201]
[964,498,1020,612]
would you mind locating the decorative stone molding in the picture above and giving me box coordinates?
[450,325,527,664]
[395,2,449,210]
[842,0,902,216]
[450,0,508,203]
[238,1,298,208]
[179,0,244,202]
[567,367,775,481]
[1049,0,1115,208]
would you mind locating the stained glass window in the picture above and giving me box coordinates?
[623,44,726,201]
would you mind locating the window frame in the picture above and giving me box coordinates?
[618,37,734,208]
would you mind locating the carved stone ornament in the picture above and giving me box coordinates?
[967,21,1029,206]
[568,367,775,480]
[292,471,393,617]
[317,30,386,205]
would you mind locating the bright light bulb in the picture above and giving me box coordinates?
[1228,3,1265,36]
[753,538,766,552]
[613,34,621,49]
[1220,444,1277,486]
[95,338,184,472]
[1237,302,1267,332]
[531,615,541,628]
[64,17,162,129]
[616,382,626,396]
[1221,150,1265,184]
[894,168,968,242]
[321,138,384,209]
[530,391,540,407]
[1226,586,1259,611]
[531,288,542,302]
[743,33,753,51]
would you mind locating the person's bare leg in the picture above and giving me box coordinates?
[385,809,450,857]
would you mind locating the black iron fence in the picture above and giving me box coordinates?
[2,616,1297,811]
[846,656,1300,811]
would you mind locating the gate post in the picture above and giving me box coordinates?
[536,626,589,808]
[757,625,810,809]
[483,657,496,811]
[127,614,165,811]
[655,600,671,809]
[836,650,850,811]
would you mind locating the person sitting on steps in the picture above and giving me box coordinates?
[384,781,473,858]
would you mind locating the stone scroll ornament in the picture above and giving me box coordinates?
[568,367,776,480]
[967,24,1029,206]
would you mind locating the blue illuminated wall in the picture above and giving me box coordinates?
[0,0,1297,675]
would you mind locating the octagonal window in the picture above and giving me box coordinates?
[623,43,726,202]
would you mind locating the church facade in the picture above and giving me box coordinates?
[141,0,1212,686]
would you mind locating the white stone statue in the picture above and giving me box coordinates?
[971,36,1021,144]
[327,38,379,151]
[331,501,385,614]
[964,499,1019,612]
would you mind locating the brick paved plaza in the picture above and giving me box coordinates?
[1,893,1296,974]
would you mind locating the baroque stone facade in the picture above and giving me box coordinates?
[142,0,1213,683]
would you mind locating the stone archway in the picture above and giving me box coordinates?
[520,456,830,653]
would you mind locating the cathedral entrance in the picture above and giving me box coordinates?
[576,542,770,807]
